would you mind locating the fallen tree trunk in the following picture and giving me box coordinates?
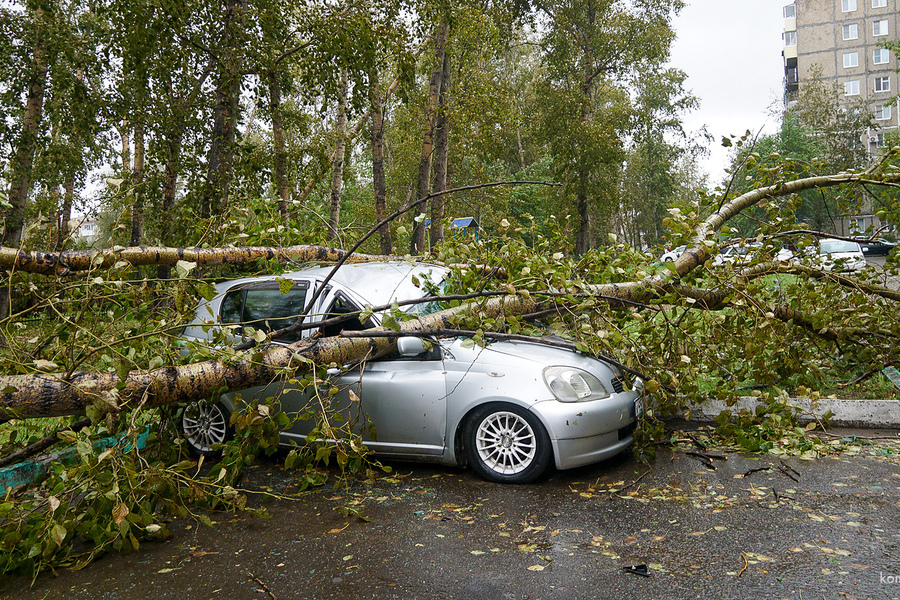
[0,245,396,276]
[0,295,539,421]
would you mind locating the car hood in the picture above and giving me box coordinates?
[448,338,621,381]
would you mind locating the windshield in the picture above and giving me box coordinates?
[404,279,447,316]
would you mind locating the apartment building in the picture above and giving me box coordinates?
[783,0,898,145]
[783,0,898,234]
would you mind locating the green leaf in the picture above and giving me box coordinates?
[50,524,67,547]
[382,315,400,332]
[175,260,197,278]
[276,277,293,296]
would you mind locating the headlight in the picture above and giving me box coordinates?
[543,366,611,402]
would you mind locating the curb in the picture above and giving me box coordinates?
[686,396,900,429]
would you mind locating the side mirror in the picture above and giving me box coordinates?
[397,336,427,356]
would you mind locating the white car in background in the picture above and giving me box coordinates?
[814,239,867,272]
[660,245,686,262]
[712,242,762,266]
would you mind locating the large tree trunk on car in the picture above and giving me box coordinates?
[0,296,540,420]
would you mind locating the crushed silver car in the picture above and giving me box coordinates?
[179,261,643,483]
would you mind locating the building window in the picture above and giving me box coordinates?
[842,0,857,11]
[874,48,890,64]
[786,66,799,84]
[843,52,859,68]
[873,19,889,36]
[845,80,860,95]
[843,23,858,40]
[873,0,887,7]
[783,4,796,18]
[877,132,887,148]
[875,76,891,92]
[877,104,893,120]
[784,30,797,46]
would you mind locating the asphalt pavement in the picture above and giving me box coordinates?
[2,427,899,600]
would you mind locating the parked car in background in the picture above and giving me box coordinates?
[712,242,762,266]
[853,237,897,256]
[813,239,867,272]
[660,245,686,262]
[179,261,643,483]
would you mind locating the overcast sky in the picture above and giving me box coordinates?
[669,0,789,184]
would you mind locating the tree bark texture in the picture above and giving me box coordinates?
[268,71,290,221]
[0,295,539,420]
[200,0,246,218]
[1,6,51,320]
[295,72,405,208]
[410,19,449,255]
[55,174,74,251]
[129,124,145,247]
[327,71,349,242]
[369,68,392,255]
[429,48,452,249]
[575,36,595,256]
[0,244,398,276]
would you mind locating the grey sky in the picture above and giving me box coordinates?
[670,0,789,184]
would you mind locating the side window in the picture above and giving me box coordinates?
[220,281,309,342]
[221,289,245,324]
[318,294,370,338]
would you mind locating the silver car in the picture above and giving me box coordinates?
[816,239,866,272]
[180,261,642,483]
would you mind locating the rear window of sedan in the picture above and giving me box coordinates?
[819,240,859,254]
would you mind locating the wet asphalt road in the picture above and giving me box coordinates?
[2,427,900,600]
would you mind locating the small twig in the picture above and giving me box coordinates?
[607,465,652,499]
[248,571,277,600]
[737,552,749,577]
[686,450,727,460]
[838,360,900,388]
[342,328,661,389]
[685,433,707,450]
[685,452,715,470]
[741,466,771,478]
[777,463,800,482]
[772,488,795,503]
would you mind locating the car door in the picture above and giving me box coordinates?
[279,293,449,457]
[338,345,448,456]
[215,277,327,432]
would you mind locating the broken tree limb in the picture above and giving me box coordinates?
[339,327,664,389]
[0,245,397,277]
[3,170,900,421]
[669,170,900,279]
[0,417,90,468]
[0,295,539,421]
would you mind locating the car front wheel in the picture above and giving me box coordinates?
[465,404,552,484]
[180,400,233,458]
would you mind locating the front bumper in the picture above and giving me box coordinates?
[531,391,640,470]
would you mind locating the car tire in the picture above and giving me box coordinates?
[465,404,552,484]
[179,400,233,458]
